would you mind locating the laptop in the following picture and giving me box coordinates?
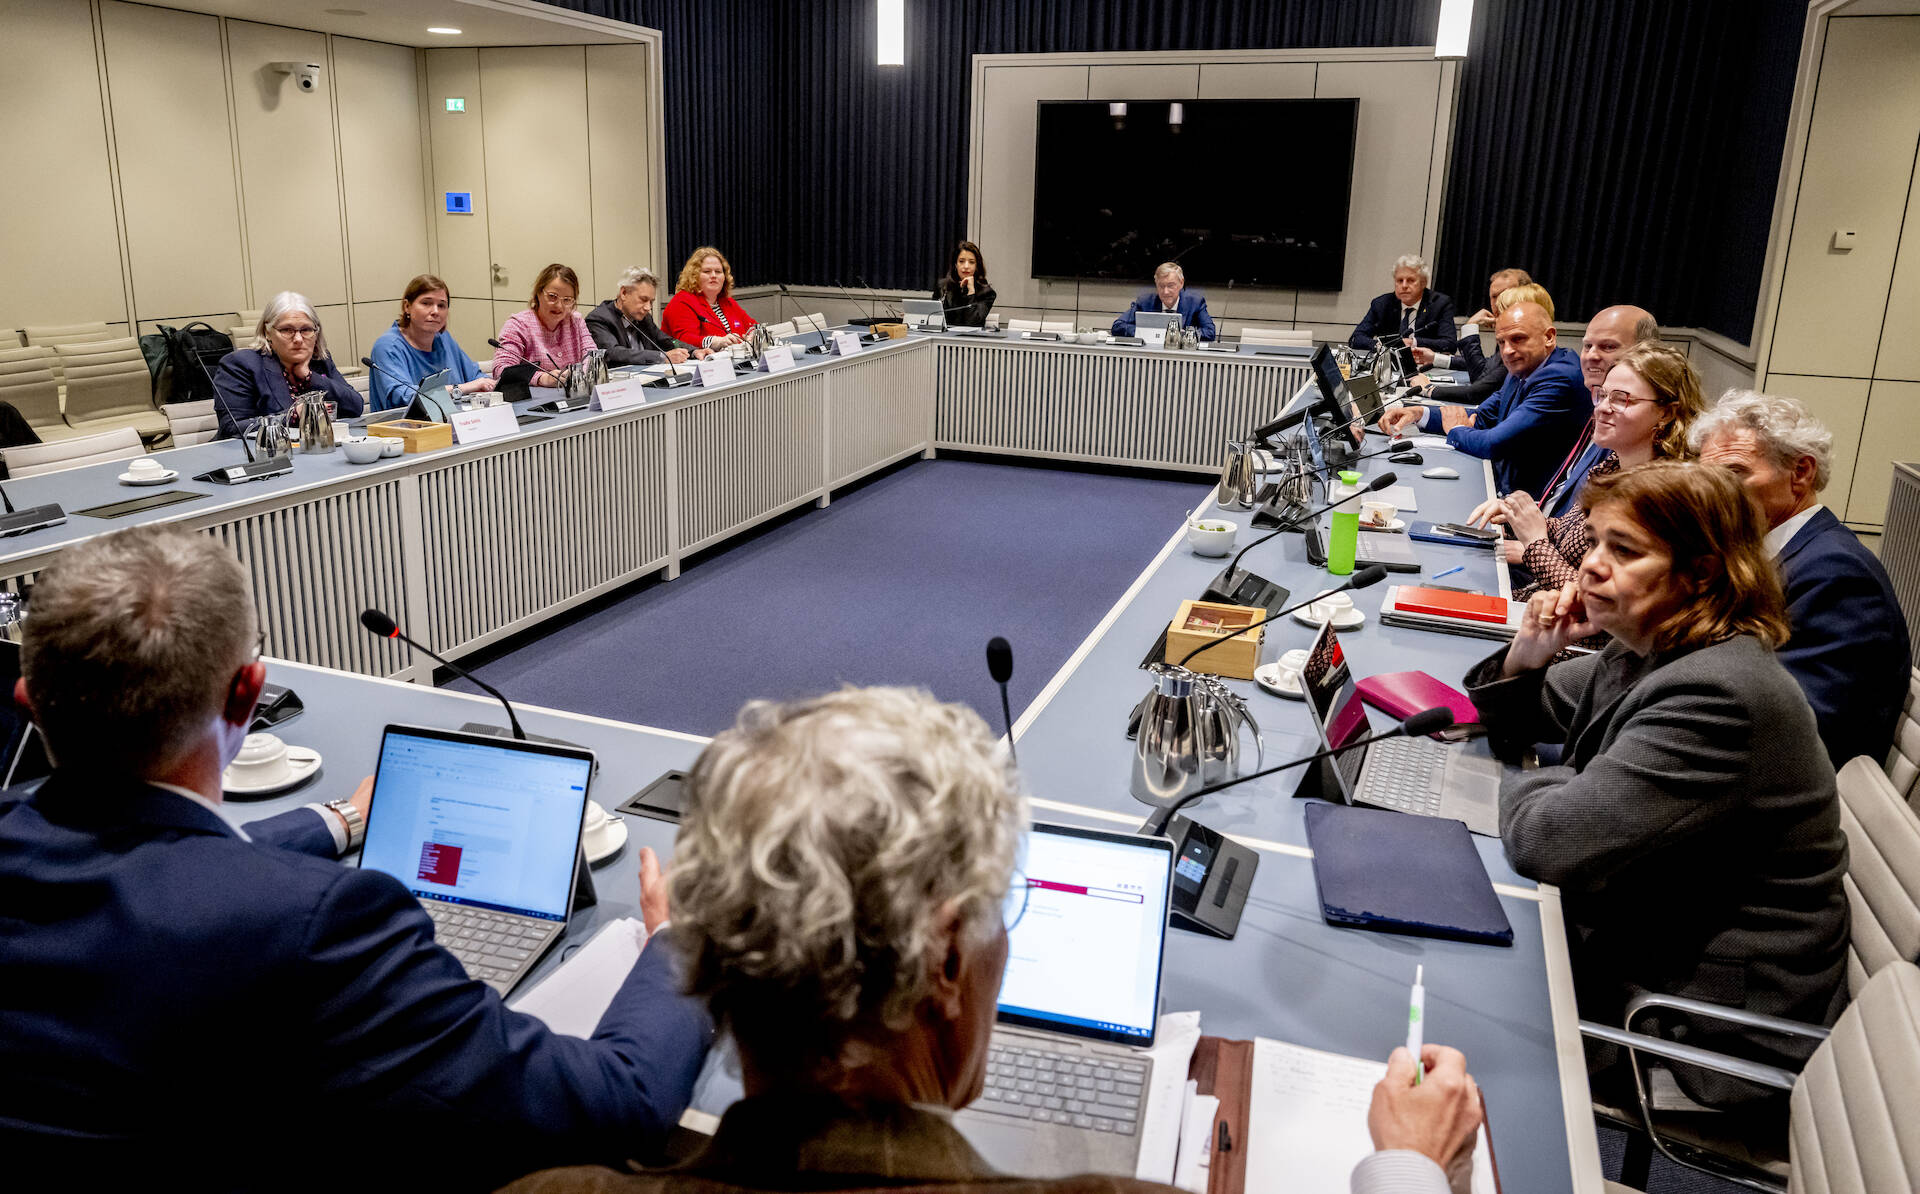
[359,725,596,994]
[405,367,459,423]
[1133,310,1182,347]
[954,822,1175,1178]
[903,298,946,331]
[1297,621,1502,836]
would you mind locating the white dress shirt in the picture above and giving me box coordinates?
[1764,503,1823,558]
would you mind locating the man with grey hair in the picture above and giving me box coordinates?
[587,265,708,367]
[0,524,713,1187]
[1349,254,1458,354]
[1110,261,1217,340]
[1694,392,1910,768]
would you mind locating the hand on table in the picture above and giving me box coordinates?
[664,349,690,365]
[1438,406,1475,432]
[1501,490,1549,544]
[691,347,713,360]
[638,846,671,936]
[458,377,497,395]
[1464,497,1508,529]
[1380,404,1424,437]
[1411,346,1435,367]
[1368,1045,1483,1173]
[1503,582,1597,675]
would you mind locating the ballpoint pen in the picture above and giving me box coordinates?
[1407,964,1425,1084]
[1430,565,1464,583]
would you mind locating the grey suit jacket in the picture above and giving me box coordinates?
[1468,634,1849,1104]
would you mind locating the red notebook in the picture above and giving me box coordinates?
[1393,586,1509,625]
[1356,670,1480,730]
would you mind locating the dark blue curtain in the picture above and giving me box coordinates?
[556,0,1805,342]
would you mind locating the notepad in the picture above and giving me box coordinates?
[1304,802,1513,946]
[1395,586,1509,624]
[510,917,647,1037]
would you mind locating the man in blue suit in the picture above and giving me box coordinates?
[1695,394,1912,769]
[1110,261,1216,339]
[1348,254,1458,355]
[1381,302,1590,497]
[0,525,713,1190]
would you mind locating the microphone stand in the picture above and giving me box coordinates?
[1204,475,1397,612]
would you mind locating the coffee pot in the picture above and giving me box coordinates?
[1127,664,1262,810]
[292,390,334,454]
[1216,437,1259,511]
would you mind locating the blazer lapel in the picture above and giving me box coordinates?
[1778,507,1838,568]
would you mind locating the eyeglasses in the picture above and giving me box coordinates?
[1003,871,1034,932]
[540,292,577,308]
[1593,389,1661,412]
[271,325,319,340]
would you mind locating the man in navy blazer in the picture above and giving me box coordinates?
[0,525,713,1191]
[1348,254,1458,354]
[1695,394,1912,769]
[1381,302,1590,496]
[1110,261,1216,339]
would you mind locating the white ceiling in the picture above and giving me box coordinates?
[135,0,650,46]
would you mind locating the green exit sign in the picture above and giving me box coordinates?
[445,97,466,112]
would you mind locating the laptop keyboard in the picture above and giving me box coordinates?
[1362,734,1448,815]
[420,900,551,988]
[973,1043,1149,1133]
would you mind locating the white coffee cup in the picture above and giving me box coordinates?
[582,801,610,833]
[1308,589,1355,623]
[125,457,164,476]
[1360,499,1399,527]
[229,733,292,784]
[1274,648,1310,685]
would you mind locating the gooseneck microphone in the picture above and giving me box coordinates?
[1179,564,1388,672]
[985,636,1017,767]
[360,609,525,740]
[360,356,427,410]
[1204,474,1398,609]
[1141,706,1455,835]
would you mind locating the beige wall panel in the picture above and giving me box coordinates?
[0,0,127,331]
[480,47,593,301]
[99,1,247,319]
[1768,17,1920,378]
[1197,62,1316,100]
[973,65,1088,311]
[335,36,431,301]
[1294,60,1446,329]
[492,300,527,339]
[1764,374,1870,519]
[424,48,491,299]
[1688,342,1757,403]
[446,296,498,364]
[1877,136,1920,382]
[352,299,403,367]
[1849,380,1920,524]
[586,44,655,303]
[1086,64,1198,101]
[314,302,352,363]
[225,20,347,306]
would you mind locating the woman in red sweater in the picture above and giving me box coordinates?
[661,246,759,350]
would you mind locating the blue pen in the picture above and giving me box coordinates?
[1430,565,1464,582]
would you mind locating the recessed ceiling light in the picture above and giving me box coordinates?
[324,7,365,14]
[427,27,463,35]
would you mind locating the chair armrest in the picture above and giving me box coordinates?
[1624,991,1832,1043]
[1579,1021,1797,1093]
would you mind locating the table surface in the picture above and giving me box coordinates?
[218,405,1596,1192]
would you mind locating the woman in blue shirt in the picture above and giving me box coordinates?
[366,274,496,411]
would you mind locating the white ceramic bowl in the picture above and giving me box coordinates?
[1185,518,1239,556]
[379,437,405,458]
[341,437,384,464]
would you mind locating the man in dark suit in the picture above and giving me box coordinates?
[1348,254,1458,354]
[587,265,709,368]
[1380,302,1590,496]
[1695,393,1912,769]
[1109,262,1216,340]
[0,525,714,1190]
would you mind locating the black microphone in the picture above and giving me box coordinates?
[855,275,902,323]
[1204,476,1398,610]
[360,609,525,740]
[359,356,427,410]
[1141,705,1455,835]
[1180,564,1388,671]
[985,636,1017,767]
[487,336,564,377]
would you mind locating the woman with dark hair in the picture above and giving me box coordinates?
[492,263,592,388]
[367,273,494,410]
[933,241,995,327]
[1468,461,1848,1108]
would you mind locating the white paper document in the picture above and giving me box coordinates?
[1134,1010,1203,1183]
[1243,1038,1495,1194]
[1172,1082,1219,1194]
[509,917,647,1038]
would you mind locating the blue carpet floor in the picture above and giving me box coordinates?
[443,458,1213,737]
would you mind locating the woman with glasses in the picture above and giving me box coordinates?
[492,263,593,388]
[1467,342,1706,601]
[212,291,363,440]
[504,685,1482,1194]
[660,246,758,351]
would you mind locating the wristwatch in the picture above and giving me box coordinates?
[324,798,365,851]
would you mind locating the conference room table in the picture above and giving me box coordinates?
[215,414,1602,1194]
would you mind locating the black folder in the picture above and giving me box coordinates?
[1303,802,1513,946]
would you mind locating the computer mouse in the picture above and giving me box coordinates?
[1423,466,1460,480]
[1389,451,1424,465]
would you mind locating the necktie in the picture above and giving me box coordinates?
[1399,306,1415,337]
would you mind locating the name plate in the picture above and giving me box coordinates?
[759,345,797,373]
[694,356,735,387]
[831,330,863,356]
[449,403,518,445]
[592,376,650,412]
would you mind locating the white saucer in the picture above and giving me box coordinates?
[1359,518,1407,533]
[1293,604,1367,631]
[119,469,179,486]
[222,747,322,797]
[1253,662,1306,700]
[585,815,629,865]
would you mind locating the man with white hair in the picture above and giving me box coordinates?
[1693,393,1911,769]
[587,265,709,367]
[1348,254,1457,354]
[1110,261,1216,340]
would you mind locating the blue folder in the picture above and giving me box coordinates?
[1304,802,1513,946]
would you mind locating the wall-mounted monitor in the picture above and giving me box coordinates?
[1031,98,1359,291]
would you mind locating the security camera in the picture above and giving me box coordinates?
[271,61,322,92]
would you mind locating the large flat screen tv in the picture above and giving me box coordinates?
[1031,98,1358,291]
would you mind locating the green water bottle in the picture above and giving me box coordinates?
[1328,470,1363,576]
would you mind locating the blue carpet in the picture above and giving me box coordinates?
[444,458,1212,737]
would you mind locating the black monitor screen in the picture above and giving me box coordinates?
[1032,99,1358,290]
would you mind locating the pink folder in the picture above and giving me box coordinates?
[1355,670,1480,733]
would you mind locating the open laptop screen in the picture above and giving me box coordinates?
[996,823,1173,1048]
[1300,621,1372,800]
[361,726,593,921]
